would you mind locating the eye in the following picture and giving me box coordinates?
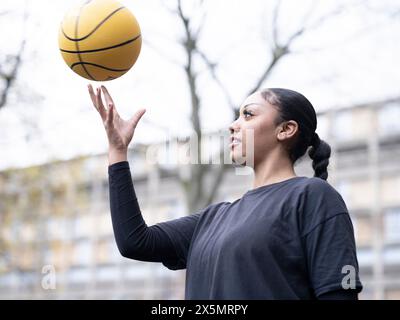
[243,110,253,118]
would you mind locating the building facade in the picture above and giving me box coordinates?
[0,98,399,299]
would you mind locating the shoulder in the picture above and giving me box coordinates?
[303,177,343,198]
[200,201,231,217]
[193,201,231,228]
[293,177,349,232]
[294,177,345,204]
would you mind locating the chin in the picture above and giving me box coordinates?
[231,151,247,167]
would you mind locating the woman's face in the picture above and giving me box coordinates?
[229,92,281,167]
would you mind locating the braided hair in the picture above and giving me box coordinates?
[260,88,331,180]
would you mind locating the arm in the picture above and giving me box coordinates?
[302,213,363,298]
[109,160,202,269]
[299,179,363,298]
[88,85,200,269]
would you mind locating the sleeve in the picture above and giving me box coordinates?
[302,213,363,297]
[298,178,363,297]
[318,289,358,300]
[298,177,349,234]
[108,161,209,270]
[153,210,205,270]
[152,201,228,270]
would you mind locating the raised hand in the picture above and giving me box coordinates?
[88,84,146,152]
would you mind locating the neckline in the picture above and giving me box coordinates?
[244,176,305,196]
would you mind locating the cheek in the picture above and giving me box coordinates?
[241,121,264,142]
[242,122,275,151]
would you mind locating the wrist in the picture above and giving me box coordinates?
[108,147,127,165]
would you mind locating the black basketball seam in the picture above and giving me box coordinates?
[62,6,126,42]
[71,61,130,72]
[61,34,141,54]
[75,4,95,80]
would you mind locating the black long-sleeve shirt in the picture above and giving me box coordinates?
[108,161,362,300]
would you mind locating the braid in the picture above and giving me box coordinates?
[308,133,331,180]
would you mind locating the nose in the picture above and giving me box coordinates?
[229,119,240,134]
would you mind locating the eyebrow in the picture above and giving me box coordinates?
[239,103,264,113]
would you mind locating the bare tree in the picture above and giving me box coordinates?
[0,5,45,146]
[0,39,26,109]
[148,0,377,213]
[0,7,28,110]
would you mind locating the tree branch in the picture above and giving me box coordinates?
[244,0,357,101]
[142,38,184,67]
[195,48,236,111]
[0,39,25,109]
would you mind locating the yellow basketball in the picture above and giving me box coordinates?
[58,0,142,81]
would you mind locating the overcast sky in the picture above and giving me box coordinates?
[0,0,399,170]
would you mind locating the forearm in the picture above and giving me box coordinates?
[108,161,177,262]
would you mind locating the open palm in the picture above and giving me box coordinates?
[88,84,146,151]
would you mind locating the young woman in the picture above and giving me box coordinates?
[87,85,363,300]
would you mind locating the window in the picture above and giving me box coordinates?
[72,239,92,266]
[332,111,352,141]
[351,108,373,140]
[96,266,118,282]
[48,185,67,215]
[125,264,150,279]
[350,179,374,209]
[75,183,91,210]
[316,115,329,139]
[336,179,375,210]
[384,208,400,243]
[46,217,71,241]
[97,213,112,237]
[20,245,36,270]
[378,103,400,137]
[0,272,19,289]
[163,199,184,220]
[43,244,53,266]
[95,238,120,264]
[73,215,93,239]
[383,247,400,265]
[353,216,373,247]
[356,248,374,266]
[335,180,351,207]
[20,222,36,243]
[68,267,90,283]
[380,176,400,207]
[18,272,37,290]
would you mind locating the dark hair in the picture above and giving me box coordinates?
[260,88,331,180]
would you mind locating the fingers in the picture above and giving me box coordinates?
[89,84,144,134]
[101,85,115,107]
[100,85,121,119]
[87,83,108,121]
[87,84,99,112]
[106,103,114,129]
[129,108,146,129]
[95,87,107,120]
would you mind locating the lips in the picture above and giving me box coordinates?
[230,136,241,148]
[230,136,241,143]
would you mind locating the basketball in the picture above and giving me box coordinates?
[58,0,142,81]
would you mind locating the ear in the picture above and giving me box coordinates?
[276,120,299,142]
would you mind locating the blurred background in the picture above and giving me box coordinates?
[0,0,399,299]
